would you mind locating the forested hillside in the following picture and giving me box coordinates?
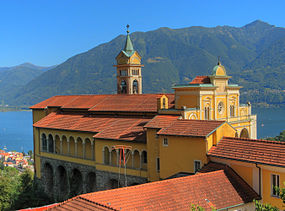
[4,20,285,107]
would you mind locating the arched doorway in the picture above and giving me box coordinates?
[120,80,127,94]
[56,165,68,197]
[133,80,138,94]
[86,172,96,193]
[240,128,249,138]
[44,163,54,194]
[70,169,83,197]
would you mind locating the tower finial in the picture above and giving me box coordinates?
[217,56,221,65]
[126,24,130,34]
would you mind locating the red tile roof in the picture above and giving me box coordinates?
[199,162,260,203]
[48,169,258,211]
[33,112,150,142]
[144,115,179,129]
[208,137,285,167]
[30,94,175,112]
[157,119,225,137]
[190,76,211,84]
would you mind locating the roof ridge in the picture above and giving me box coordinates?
[77,196,119,211]
[224,136,285,145]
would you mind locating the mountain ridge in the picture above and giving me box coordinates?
[4,20,285,107]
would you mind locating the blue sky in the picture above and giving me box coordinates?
[0,0,284,67]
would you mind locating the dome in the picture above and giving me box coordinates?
[212,62,227,76]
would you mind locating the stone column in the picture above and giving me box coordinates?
[60,138,63,154]
[139,152,142,169]
[47,139,50,153]
[53,139,56,154]
[67,140,70,155]
[116,150,119,166]
[109,149,111,164]
[91,140,95,161]
[132,152,134,168]
[75,140,78,157]
[83,140,86,159]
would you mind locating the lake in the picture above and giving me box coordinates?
[0,108,284,152]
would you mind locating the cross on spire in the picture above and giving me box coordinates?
[126,24,130,34]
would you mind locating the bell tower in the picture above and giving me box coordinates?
[114,25,143,94]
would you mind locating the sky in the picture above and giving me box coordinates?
[0,0,285,67]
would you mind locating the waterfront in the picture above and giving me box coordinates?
[0,108,284,152]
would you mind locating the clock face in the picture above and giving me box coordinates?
[218,102,224,114]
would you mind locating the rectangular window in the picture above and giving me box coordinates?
[204,107,210,120]
[194,160,202,173]
[132,69,139,75]
[230,105,235,117]
[163,138,168,146]
[156,157,160,172]
[271,174,280,197]
[120,70,127,76]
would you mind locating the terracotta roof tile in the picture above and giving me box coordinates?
[33,112,150,142]
[190,76,211,84]
[208,137,285,167]
[48,170,259,211]
[199,162,260,203]
[30,94,175,112]
[144,115,178,129]
[157,119,225,137]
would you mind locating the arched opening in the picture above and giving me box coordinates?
[120,80,127,94]
[141,151,147,170]
[111,149,117,166]
[62,136,68,155]
[124,149,132,168]
[204,106,210,120]
[133,150,140,169]
[85,138,92,160]
[56,165,68,197]
[77,137,83,158]
[240,128,249,138]
[230,105,235,117]
[106,179,120,189]
[55,135,60,154]
[44,163,54,193]
[86,172,96,193]
[41,134,47,152]
[69,137,75,156]
[133,80,138,94]
[70,169,83,197]
[48,134,54,153]
[104,147,110,165]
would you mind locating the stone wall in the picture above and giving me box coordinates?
[39,156,147,201]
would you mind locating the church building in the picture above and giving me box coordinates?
[31,27,284,209]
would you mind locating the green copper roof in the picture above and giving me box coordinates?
[172,84,214,88]
[122,25,135,57]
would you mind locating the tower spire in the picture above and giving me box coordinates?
[124,24,134,53]
[217,56,221,65]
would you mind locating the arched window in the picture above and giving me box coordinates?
[42,134,47,152]
[230,105,235,117]
[120,80,127,94]
[240,128,249,138]
[48,134,54,153]
[204,107,210,120]
[133,80,138,94]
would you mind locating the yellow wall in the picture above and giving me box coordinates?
[175,94,199,109]
[146,129,160,181]
[159,135,208,179]
[230,164,253,187]
[262,168,285,210]
[32,109,47,123]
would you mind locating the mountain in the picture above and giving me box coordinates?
[0,63,55,105]
[6,20,285,106]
